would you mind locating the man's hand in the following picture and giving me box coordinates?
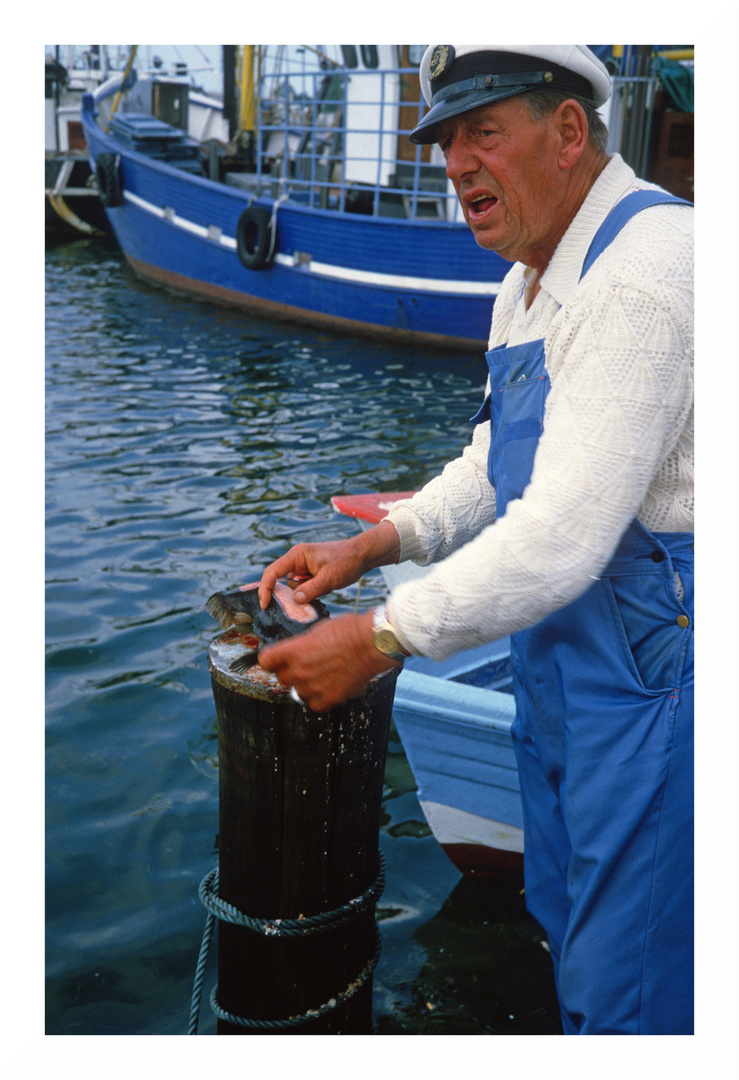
[258,521,401,610]
[258,539,365,610]
[258,608,401,712]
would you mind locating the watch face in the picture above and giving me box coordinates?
[376,630,396,653]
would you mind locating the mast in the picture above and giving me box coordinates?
[222,46,237,141]
[238,46,257,133]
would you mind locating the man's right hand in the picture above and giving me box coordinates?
[258,519,401,610]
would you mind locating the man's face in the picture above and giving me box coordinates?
[438,96,567,268]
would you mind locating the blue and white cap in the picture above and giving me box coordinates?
[411,44,611,144]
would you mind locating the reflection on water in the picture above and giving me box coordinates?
[45,237,559,1035]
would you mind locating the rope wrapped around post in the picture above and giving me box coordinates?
[188,855,385,1033]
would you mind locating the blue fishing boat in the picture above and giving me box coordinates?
[79,45,510,349]
[78,44,691,345]
[332,493,523,879]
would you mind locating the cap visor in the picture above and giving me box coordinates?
[410,84,533,144]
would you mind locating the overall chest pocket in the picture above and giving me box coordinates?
[471,338,549,517]
[490,371,549,516]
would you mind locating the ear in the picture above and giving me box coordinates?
[555,100,589,170]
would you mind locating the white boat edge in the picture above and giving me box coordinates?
[419,804,524,879]
[421,799,524,858]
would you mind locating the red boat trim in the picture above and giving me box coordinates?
[331,491,417,524]
[441,842,524,881]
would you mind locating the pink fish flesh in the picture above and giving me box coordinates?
[205,581,329,645]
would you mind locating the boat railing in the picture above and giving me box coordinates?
[253,65,669,222]
[254,63,465,223]
[85,53,682,226]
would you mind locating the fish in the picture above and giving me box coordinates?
[205,581,330,673]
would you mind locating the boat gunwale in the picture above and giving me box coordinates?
[394,669,516,736]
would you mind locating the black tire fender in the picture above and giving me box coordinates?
[236,205,276,269]
[95,153,124,208]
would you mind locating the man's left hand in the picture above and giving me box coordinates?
[258,609,401,712]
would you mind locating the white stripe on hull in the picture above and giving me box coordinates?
[420,799,524,855]
[123,189,501,297]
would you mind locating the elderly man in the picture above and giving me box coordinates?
[258,45,693,1035]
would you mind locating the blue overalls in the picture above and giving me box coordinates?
[473,191,693,1034]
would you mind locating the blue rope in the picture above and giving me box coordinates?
[188,908,216,1035]
[188,853,385,1034]
[207,925,382,1031]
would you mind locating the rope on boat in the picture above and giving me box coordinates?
[187,852,385,1033]
[268,192,290,227]
[236,194,287,270]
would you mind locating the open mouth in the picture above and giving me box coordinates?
[467,193,499,218]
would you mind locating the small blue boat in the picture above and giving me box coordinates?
[80,46,510,349]
[332,493,523,879]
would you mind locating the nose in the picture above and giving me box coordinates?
[443,135,480,184]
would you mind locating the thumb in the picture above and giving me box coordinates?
[291,570,333,605]
[258,639,286,672]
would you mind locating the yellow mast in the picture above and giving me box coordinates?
[105,45,138,132]
[238,46,258,133]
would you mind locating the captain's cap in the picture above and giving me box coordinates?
[411,44,611,144]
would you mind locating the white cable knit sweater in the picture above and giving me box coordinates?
[385,155,694,661]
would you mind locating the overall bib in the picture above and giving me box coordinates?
[472,191,694,1034]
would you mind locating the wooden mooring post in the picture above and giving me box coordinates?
[206,627,399,1034]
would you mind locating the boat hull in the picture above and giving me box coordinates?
[332,491,524,879]
[393,664,523,880]
[81,97,507,349]
[419,800,524,879]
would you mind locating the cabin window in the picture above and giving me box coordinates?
[340,45,380,69]
[407,46,426,66]
[360,45,379,68]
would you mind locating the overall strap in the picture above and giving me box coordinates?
[580,190,691,281]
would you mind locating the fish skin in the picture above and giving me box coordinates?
[205,580,330,646]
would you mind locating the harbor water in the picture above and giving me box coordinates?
[45,235,561,1036]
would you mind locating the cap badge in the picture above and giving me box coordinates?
[429,45,455,81]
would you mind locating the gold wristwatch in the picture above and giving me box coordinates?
[372,605,408,662]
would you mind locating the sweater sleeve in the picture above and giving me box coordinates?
[384,415,497,566]
[385,209,693,661]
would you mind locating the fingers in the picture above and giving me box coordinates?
[258,537,366,611]
[258,551,304,609]
[289,568,335,606]
[258,612,396,713]
[258,543,335,609]
[257,637,294,679]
